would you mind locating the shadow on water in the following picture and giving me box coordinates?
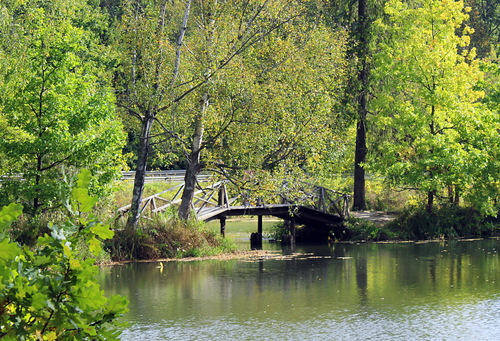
[99,239,500,340]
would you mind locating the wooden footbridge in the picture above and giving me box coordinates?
[118,178,350,243]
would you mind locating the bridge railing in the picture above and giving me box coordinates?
[233,181,350,218]
[117,180,231,220]
[278,182,350,218]
[117,178,350,221]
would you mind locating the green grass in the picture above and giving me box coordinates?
[205,217,280,244]
[205,217,278,233]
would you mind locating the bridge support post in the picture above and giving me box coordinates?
[220,217,226,238]
[251,215,263,250]
[250,233,262,249]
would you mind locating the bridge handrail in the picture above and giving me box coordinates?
[117,178,350,221]
[277,181,350,218]
[117,180,230,217]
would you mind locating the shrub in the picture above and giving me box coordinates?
[267,221,287,241]
[9,211,69,247]
[110,209,237,261]
[0,170,128,340]
[386,204,489,240]
[344,217,396,241]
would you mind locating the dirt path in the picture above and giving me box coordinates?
[351,211,398,226]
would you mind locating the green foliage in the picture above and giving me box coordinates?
[0,0,125,214]
[0,171,128,340]
[370,0,499,214]
[344,217,396,242]
[205,18,350,183]
[363,179,418,212]
[114,0,350,194]
[267,221,287,242]
[9,213,61,247]
[385,205,491,240]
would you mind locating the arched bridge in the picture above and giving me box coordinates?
[118,178,350,243]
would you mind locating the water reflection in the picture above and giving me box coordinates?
[100,239,500,340]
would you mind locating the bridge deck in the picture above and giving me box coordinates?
[197,204,343,227]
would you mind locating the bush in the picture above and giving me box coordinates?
[9,211,68,247]
[110,210,237,261]
[267,221,287,241]
[0,171,128,340]
[344,217,396,241]
[386,205,490,240]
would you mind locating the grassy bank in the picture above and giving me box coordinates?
[109,211,238,261]
[12,179,498,263]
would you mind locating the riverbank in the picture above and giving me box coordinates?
[103,236,499,266]
[105,206,498,263]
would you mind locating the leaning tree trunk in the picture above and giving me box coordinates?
[126,116,154,230]
[178,94,208,220]
[353,0,369,211]
[123,1,192,229]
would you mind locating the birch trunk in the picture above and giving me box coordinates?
[124,1,191,229]
[178,94,209,220]
[126,116,154,230]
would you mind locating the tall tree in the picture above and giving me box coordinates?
[0,0,125,214]
[114,0,192,229]
[371,0,495,211]
[323,0,386,211]
[115,0,334,225]
[352,0,369,211]
[176,0,325,219]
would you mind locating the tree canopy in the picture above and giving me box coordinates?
[0,0,125,214]
[0,0,499,222]
[370,0,500,213]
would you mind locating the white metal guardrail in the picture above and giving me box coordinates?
[1,171,212,183]
[121,170,212,182]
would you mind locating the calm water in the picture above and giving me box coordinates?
[99,239,500,340]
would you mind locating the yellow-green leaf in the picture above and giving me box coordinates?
[90,223,114,240]
[0,239,20,265]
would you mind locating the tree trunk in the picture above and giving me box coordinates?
[178,94,208,220]
[126,116,154,230]
[353,0,368,211]
[353,117,367,211]
[427,190,435,212]
[454,186,460,205]
[33,154,43,215]
[123,1,192,228]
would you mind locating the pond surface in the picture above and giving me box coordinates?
[99,239,500,340]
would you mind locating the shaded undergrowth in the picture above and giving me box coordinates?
[344,217,397,241]
[383,205,498,240]
[342,205,499,242]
